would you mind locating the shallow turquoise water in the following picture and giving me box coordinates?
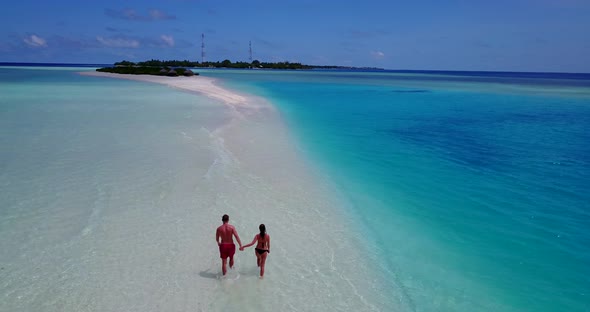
[0,68,235,311]
[2,67,589,311]
[1,68,407,311]
[201,69,590,311]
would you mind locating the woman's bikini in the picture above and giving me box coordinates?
[255,234,269,255]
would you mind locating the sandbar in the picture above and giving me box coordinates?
[80,71,247,105]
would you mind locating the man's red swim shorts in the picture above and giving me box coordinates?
[219,243,236,259]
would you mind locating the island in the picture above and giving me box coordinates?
[96,63,197,77]
[96,59,383,76]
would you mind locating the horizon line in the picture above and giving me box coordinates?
[1,61,589,75]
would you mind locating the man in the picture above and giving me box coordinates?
[216,214,242,276]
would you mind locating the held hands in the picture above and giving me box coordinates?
[239,246,244,251]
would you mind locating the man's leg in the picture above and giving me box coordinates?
[222,258,228,275]
[229,256,234,269]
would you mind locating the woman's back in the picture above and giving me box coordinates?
[256,233,269,250]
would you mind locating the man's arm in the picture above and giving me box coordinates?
[215,228,220,246]
[233,227,242,248]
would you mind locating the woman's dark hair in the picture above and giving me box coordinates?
[259,224,266,239]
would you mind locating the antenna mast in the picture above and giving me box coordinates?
[201,33,205,63]
[249,41,253,63]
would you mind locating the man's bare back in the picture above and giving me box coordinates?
[216,223,238,244]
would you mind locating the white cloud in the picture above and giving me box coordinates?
[105,8,176,21]
[23,34,47,47]
[96,36,140,48]
[160,35,175,47]
[371,51,385,59]
[149,9,175,21]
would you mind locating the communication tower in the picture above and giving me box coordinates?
[201,33,205,63]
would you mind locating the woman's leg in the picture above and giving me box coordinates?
[255,250,261,267]
[259,252,268,278]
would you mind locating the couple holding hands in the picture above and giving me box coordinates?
[216,214,270,278]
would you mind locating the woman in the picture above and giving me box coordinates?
[240,224,270,278]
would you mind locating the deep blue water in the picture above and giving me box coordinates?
[200,69,590,311]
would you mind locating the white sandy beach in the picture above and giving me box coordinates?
[80,71,249,106]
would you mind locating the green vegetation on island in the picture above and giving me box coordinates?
[114,59,318,70]
[111,59,381,70]
[97,64,197,77]
[96,59,383,76]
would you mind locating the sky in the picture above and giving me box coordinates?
[1,0,589,72]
